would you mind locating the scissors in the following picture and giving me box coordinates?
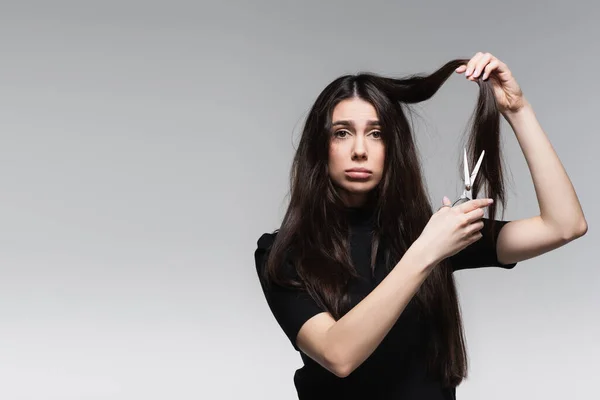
[452,148,485,207]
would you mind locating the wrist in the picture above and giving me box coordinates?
[502,97,532,121]
[406,239,439,273]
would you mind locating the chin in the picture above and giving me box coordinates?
[340,181,378,194]
[332,175,380,193]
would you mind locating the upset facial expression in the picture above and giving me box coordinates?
[328,97,385,207]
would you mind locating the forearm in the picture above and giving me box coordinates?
[504,98,587,236]
[324,241,434,377]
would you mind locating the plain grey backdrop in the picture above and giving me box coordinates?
[0,1,597,399]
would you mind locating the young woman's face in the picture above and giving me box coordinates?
[328,97,385,207]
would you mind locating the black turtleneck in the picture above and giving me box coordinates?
[345,204,376,228]
[254,206,517,400]
[345,204,378,284]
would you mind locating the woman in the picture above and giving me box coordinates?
[253,52,587,399]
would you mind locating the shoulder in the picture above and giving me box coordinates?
[254,230,289,278]
[254,230,302,285]
[255,230,279,251]
[254,231,278,271]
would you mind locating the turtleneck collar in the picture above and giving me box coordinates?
[345,203,376,229]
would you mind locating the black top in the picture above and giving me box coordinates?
[254,205,517,399]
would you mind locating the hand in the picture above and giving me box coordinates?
[455,52,526,114]
[414,196,494,266]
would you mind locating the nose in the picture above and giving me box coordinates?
[351,136,367,160]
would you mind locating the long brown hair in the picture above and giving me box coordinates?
[262,59,509,387]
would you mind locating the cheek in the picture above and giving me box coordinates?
[375,149,386,173]
[328,145,342,166]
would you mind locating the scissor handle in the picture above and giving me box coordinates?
[452,197,470,207]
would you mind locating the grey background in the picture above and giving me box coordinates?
[0,1,597,399]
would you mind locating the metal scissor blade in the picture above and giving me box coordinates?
[470,150,485,184]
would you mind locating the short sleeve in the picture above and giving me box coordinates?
[254,232,327,351]
[450,218,517,272]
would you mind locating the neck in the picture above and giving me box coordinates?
[341,192,375,209]
[345,201,376,228]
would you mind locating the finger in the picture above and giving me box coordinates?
[481,59,500,81]
[455,65,467,74]
[465,52,484,77]
[437,196,453,212]
[466,231,483,245]
[457,198,493,213]
[471,53,493,79]
[465,219,485,234]
[464,207,486,224]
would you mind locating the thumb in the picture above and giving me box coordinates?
[442,196,452,206]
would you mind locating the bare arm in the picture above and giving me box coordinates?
[296,240,434,378]
[495,99,587,265]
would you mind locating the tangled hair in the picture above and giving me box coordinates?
[262,59,509,387]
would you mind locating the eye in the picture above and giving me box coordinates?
[333,130,350,139]
[371,130,382,139]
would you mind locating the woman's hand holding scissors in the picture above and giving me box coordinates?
[413,197,494,267]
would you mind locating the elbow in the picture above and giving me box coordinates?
[332,363,354,379]
[562,219,588,242]
[332,365,352,379]
[323,347,354,378]
[577,219,589,237]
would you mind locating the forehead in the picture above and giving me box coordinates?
[332,98,378,121]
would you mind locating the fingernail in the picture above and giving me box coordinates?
[488,199,494,203]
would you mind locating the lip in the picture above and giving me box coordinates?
[345,168,372,179]
[345,168,372,173]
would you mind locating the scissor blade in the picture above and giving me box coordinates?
[470,150,485,183]
[463,148,470,186]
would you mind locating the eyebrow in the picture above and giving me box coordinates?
[332,119,381,127]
